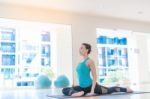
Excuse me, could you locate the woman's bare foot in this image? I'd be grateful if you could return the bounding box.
[126,87,133,93]
[71,91,84,97]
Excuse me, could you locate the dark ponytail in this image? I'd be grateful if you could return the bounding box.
[82,43,91,54]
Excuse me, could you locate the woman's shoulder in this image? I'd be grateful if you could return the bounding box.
[87,57,94,62]
[86,58,95,66]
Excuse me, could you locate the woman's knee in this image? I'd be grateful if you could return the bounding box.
[62,87,71,95]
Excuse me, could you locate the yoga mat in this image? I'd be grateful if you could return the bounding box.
[47,91,150,99]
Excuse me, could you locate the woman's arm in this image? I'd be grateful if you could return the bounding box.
[87,59,97,94]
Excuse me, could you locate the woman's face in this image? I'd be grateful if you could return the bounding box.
[79,45,88,56]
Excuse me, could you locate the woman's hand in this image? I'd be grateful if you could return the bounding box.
[86,92,95,96]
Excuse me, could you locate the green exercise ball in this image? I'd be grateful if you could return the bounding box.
[54,75,70,88]
[35,75,52,89]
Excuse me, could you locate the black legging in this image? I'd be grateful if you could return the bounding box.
[62,83,127,96]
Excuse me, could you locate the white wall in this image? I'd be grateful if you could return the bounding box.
[1,3,150,85]
[133,33,150,84]
[54,25,73,86]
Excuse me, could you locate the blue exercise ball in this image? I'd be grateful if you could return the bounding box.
[35,75,52,89]
[54,75,70,88]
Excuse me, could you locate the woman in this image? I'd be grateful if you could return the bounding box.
[62,43,133,96]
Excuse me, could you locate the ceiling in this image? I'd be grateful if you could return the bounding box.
[0,0,150,22]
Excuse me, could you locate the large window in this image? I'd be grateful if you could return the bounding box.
[0,18,72,89]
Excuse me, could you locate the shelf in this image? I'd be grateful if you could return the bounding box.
[40,66,51,69]
[97,44,128,48]
[0,40,15,43]
[0,52,15,55]
[97,66,128,70]
[15,77,37,81]
[14,78,35,87]
[0,66,16,68]
[41,42,51,45]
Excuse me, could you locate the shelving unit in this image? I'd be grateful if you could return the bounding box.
[0,28,16,88]
[15,31,51,88]
[41,31,51,67]
[0,27,51,88]
[96,28,130,85]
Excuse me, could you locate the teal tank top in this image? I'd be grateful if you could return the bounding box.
[76,57,92,88]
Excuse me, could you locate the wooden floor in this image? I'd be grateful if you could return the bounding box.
[0,86,150,99]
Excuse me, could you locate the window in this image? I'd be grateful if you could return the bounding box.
[0,18,72,89]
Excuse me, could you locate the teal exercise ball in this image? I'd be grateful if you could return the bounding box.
[35,75,52,89]
[54,75,70,88]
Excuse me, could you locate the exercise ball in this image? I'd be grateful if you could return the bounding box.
[35,75,52,89]
[54,75,69,88]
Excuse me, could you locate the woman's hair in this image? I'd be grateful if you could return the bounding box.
[82,43,91,54]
